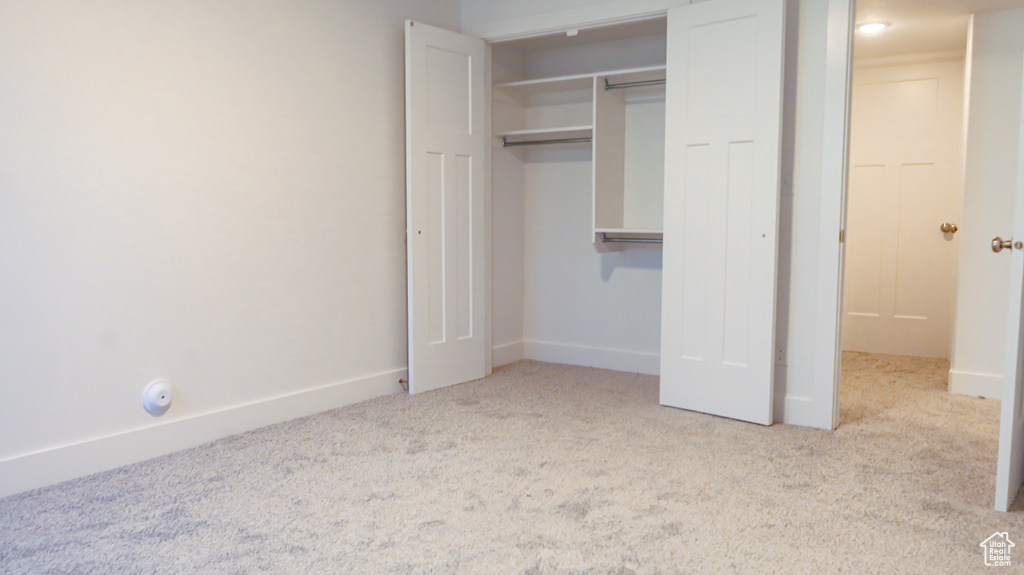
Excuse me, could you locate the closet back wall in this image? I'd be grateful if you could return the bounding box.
[496,35,668,374]
[0,0,461,498]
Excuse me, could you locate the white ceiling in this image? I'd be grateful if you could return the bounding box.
[855,0,1024,59]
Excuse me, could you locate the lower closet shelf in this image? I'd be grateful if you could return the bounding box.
[595,229,664,244]
[497,126,593,147]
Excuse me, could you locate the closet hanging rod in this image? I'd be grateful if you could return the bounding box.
[601,233,663,244]
[604,78,666,90]
[502,136,592,148]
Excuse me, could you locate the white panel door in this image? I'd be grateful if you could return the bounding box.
[842,60,964,358]
[405,21,488,394]
[660,0,786,425]
[994,68,1024,511]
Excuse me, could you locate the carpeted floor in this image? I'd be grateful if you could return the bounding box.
[2,352,1023,574]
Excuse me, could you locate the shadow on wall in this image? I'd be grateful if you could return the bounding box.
[516,145,592,163]
[600,247,662,281]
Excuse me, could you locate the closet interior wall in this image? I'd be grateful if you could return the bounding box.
[490,25,668,373]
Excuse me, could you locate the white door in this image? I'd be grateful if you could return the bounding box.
[993,75,1024,511]
[842,59,964,358]
[405,21,488,394]
[659,0,786,425]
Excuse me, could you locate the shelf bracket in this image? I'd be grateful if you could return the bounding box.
[601,233,663,244]
[604,78,667,90]
[502,136,593,148]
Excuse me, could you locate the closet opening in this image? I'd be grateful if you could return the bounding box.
[489,17,669,377]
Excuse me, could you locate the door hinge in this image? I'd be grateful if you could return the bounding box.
[839,229,845,243]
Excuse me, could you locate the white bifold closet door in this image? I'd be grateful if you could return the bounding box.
[404,21,488,394]
[659,0,786,425]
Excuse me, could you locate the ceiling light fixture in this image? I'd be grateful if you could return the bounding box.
[857,22,888,34]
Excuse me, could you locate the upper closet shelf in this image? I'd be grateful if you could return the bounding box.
[595,228,663,235]
[495,65,667,97]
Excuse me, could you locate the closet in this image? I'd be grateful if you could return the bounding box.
[491,19,669,247]
[405,0,786,426]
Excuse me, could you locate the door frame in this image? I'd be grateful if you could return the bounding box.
[820,0,857,430]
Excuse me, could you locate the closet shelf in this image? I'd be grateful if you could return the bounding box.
[495,65,667,97]
[496,75,593,95]
[596,228,664,245]
[497,126,593,147]
[595,228,663,235]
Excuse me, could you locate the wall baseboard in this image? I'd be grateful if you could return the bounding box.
[522,339,660,375]
[5,343,890,498]
[0,368,406,499]
[493,340,525,367]
[518,347,828,428]
[949,369,1002,399]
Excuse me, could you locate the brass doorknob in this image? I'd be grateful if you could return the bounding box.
[940,222,958,233]
[993,237,1017,253]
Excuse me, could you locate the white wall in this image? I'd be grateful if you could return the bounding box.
[465,0,850,428]
[521,145,664,374]
[773,0,832,426]
[0,0,461,498]
[491,53,527,366]
[522,36,668,373]
[949,9,1024,399]
[524,34,667,78]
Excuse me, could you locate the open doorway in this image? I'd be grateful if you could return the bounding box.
[841,0,1024,391]
[839,2,969,416]
[838,0,1024,509]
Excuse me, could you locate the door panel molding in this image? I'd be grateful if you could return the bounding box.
[405,21,489,393]
[660,0,786,425]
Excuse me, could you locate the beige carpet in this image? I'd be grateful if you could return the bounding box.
[2,353,1023,573]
